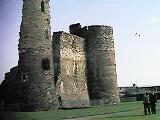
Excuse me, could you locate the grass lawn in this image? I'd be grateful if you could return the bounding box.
[0,101,160,120]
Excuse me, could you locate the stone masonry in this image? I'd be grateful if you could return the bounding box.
[53,32,89,108]
[0,1,120,111]
[18,0,57,111]
[70,24,120,105]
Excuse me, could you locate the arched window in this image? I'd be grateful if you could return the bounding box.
[41,1,45,12]
[42,58,50,70]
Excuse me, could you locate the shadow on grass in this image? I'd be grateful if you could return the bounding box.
[0,111,61,120]
[0,112,20,120]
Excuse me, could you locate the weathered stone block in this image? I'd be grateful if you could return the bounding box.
[53,32,90,108]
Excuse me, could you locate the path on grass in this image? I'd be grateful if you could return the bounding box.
[63,104,160,120]
[63,108,143,120]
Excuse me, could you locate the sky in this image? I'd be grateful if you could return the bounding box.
[1,0,160,87]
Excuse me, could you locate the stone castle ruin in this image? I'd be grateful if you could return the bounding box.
[0,0,120,111]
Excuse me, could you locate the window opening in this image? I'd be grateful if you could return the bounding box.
[74,62,78,75]
[72,40,76,49]
[42,58,50,70]
[41,1,45,12]
[58,96,62,106]
[66,65,70,77]
[45,29,49,39]
[22,73,28,82]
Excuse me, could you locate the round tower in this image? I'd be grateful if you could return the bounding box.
[84,25,120,104]
[18,0,57,111]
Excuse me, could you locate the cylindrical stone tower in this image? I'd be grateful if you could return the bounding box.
[18,0,57,111]
[86,26,120,104]
[79,25,120,104]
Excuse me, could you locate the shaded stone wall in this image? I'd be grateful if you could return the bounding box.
[0,66,21,111]
[18,0,57,111]
[70,24,120,104]
[0,67,20,104]
[53,32,89,108]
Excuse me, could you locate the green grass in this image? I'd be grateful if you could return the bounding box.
[93,107,160,120]
[59,101,144,119]
[0,111,61,120]
[0,101,160,120]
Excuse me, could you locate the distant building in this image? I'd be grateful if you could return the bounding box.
[119,84,160,102]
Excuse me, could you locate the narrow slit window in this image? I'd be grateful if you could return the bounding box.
[42,58,50,70]
[72,40,76,49]
[45,29,49,39]
[74,62,78,75]
[41,1,45,12]
[66,65,70,76]
[22,73,27,82]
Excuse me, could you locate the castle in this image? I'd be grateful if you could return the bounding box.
[0,0,120,111]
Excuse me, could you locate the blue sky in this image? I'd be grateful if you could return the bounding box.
[1,0,160,87]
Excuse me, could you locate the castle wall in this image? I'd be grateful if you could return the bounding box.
[0,66,20,104]
[0,66,22,111]
[0,0,122,111]
[18,0,57,111]
[53,32,89,108]
[70,24,120,104]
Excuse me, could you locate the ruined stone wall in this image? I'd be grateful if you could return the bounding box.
[0,66,22,111]
[18,0,56,111]
[0,66,20,104]
[70,24,120,104]
[53,32,89,108]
